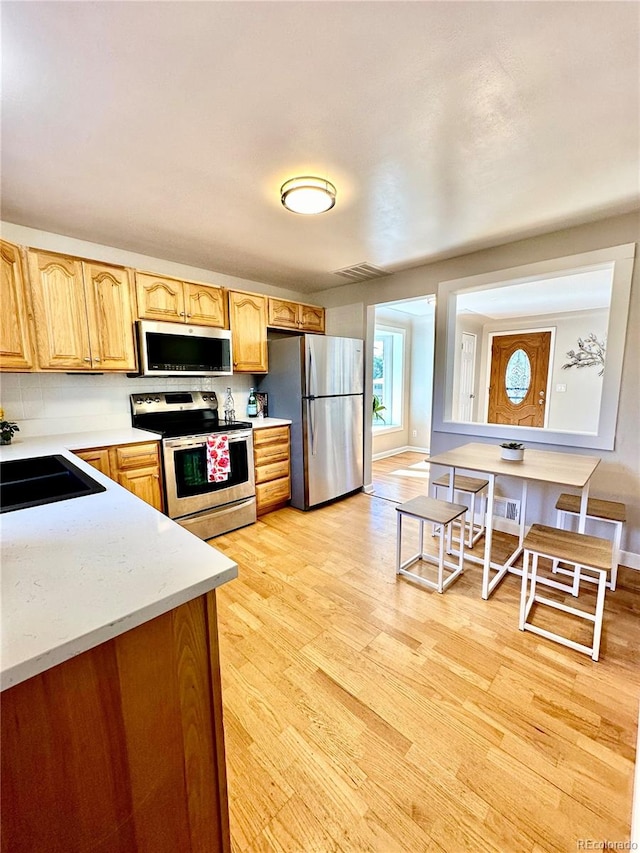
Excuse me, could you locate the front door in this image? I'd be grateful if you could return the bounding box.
[488,331,551,427]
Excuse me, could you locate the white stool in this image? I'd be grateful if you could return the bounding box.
[555,493,625,591]
[520,524,612,661]
[431,474,489,548]
[396,496,468,594]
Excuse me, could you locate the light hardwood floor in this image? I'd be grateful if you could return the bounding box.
[213,452,640,852]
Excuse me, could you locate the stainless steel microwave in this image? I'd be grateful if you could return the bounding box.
[135,320,233,376]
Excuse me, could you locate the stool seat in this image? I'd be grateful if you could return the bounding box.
[396,497,467,594]
[432,474,489,494]
[555,493,626,523]
[524,524,613,571]
[431,475,489,549]
[520,524,612,661]
[554,493,625,591]
[396,495,468,526]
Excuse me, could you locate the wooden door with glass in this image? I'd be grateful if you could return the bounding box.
[488,331,551,427]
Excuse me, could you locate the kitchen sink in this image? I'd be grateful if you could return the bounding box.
[0,454,107,513]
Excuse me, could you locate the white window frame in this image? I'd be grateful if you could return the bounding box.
[372,324,405,433]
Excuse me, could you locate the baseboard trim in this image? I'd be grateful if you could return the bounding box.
[620,550,640,571]
[372,445,430,461]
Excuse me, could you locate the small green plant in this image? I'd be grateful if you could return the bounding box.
[500,441,524,450]
[0,420,19,443]
[372,395,386,423]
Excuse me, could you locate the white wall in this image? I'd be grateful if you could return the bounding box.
[312,211,640,559]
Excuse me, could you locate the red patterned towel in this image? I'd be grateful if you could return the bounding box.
[207,434,231,482]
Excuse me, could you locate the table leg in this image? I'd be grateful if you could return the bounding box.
[482,473,496,600]
[578,481,590,533]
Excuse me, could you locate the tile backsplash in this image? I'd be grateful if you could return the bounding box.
[0,373,257,437]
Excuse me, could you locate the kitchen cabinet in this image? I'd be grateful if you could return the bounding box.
[1,590,231,853]
[27,250,137,372]
[253,425,291,514]
[267,298,325,334]
[74,441,163,511]
[0,240,34,371]
[228,290,268,373]
[136,272,227,328]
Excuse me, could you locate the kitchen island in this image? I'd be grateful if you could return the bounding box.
[1,430,237,853]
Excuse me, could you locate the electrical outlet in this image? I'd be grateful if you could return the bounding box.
[412,430,417,437]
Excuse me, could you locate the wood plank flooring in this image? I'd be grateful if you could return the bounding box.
[212,452,640,852]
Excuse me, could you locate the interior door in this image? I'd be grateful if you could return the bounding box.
[457,332,476,422]
[488,331,551,427]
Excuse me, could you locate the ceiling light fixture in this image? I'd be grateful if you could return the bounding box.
[280,176,336,215]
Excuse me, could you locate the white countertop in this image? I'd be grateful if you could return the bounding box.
[0,429,238,691]
[250,417,292,429]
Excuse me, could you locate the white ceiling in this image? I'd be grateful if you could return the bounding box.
[2,2,639,295]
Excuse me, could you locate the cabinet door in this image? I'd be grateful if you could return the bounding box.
[0,241,34,371]
[136,272,185,323]
[267,298,299,330]
[112,442,164,511]
[27,250,92,370]
[74,447,111,477]
[116,466,163,510]
[299,304,325,333]
[184,282,227,327]
[228,291,268,373]
[83,262,137,371]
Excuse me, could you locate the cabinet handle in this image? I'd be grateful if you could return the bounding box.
[180,311,186,317]
[186,313,191,318]
[93,357,101,363]
[83,357,91,363]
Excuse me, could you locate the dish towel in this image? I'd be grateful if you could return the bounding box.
[206,434,231,482]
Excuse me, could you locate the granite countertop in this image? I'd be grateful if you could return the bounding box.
[0,429,238,691]
[250,417,292,429]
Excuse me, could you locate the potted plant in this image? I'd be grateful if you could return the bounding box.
[500,441,524,461]
[372,395,386,424]
[0,420,19,445]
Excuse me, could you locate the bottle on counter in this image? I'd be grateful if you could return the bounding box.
[247,387,258,418]
[223,387,235,424]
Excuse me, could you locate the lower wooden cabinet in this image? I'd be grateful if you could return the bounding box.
[74,441,163,511]
[1,591,231,853]
[253,426,291,515]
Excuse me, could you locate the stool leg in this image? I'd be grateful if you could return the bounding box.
[418,517,424,559]
[591,568,607,662]
[611,521,621,591]
[519,549,530,630]
[438,522,446,593]
[396,513,402,574]
[552,509,564,576]
[459,520,465,577]
[468,492,475,548]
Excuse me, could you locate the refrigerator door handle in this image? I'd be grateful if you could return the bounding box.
[309,397,317,456]
[308,343,317,399]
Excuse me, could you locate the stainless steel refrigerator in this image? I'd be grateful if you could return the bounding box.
[259,335,364,510]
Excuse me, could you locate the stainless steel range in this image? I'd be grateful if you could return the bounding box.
[130,391,256,539]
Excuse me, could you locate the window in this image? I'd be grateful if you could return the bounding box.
[372,326,404,429]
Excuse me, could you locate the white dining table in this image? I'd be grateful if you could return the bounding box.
[427,442,601,599]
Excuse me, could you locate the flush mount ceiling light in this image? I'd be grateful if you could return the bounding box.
[280,176,336,215]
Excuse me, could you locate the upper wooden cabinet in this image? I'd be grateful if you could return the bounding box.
[0,240,34,371]
[136,272,227,328]
[27,250,137,372]
[267,298,325,334]
[228,290,268,373]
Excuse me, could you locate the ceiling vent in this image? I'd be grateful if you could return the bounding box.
[332,262,390,283]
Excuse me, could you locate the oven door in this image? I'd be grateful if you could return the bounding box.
[163,430,255,519]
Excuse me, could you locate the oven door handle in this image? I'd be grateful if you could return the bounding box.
[165,431,251,450]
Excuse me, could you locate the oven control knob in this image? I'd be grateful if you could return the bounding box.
[145,397,153,404]
[154,397,160,402]
[135,398,143,404]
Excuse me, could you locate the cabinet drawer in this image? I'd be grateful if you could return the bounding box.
[253,426,290,447]
[255,459,289,484]
[256,477,290,508]
[113,442,160,471]
[254,443,289,466]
